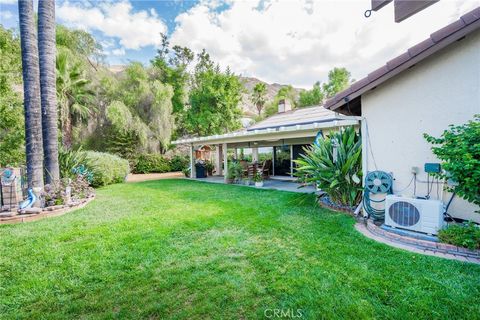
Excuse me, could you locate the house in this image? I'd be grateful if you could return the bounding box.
[173,102,359,181]
[324,7,480,222]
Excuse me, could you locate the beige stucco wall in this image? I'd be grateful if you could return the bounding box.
[362,29,480,222]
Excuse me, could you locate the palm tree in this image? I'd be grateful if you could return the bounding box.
[18,0,44,190]
[251,82,267,115]
[38,0,60,183]
[56,51,93,149]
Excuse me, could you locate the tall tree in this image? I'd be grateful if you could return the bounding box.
[251,82,267,115]
[0,26,24,166]
[38,0,60,183]
[322,67,351,98]
[185,51,242,136]
[18,0,44,190]
[56,51,93,149]
[152,34,193,137]
[298,81,324,108]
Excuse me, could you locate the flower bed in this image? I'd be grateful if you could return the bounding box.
[0,195,95,225]
[364,219,480,259]
[318,195,356,214]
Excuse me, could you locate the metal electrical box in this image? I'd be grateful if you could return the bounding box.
[424,163,441,173]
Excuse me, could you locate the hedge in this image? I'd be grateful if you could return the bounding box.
[84,151,130,187]
[131,154,189,174]
[169,155,190,172]
[132,154,171,174]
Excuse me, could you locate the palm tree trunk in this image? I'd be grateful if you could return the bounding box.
[18,0,44,191]
[38,0,60,184]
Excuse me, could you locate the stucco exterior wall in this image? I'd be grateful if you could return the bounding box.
[362,29,480,222]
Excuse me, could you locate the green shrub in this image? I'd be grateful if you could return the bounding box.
[438,222,480,250]
[58,147,88,179]
[169,155,189,172]
[295,126,362,207]
[132,154,171,174]
[182,167,191,177]
[84,151,130,187]
[424,115,480,209]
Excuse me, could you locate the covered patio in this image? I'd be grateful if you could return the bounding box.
[173,105,359,184]
[190,175,318,193]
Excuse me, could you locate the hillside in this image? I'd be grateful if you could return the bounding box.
[239,77,303,116]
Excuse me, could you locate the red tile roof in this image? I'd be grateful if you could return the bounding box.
[325,7,480,112]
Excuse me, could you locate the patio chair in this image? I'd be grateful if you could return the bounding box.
[239,160,249,178]
[246,163,256,179]
[258,160,272,179]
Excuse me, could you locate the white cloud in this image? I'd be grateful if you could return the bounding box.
[56,0,167,50]
[0,0,17,4]
[171,0,480,87]
[112,47,126,56]
[0,10,13,20]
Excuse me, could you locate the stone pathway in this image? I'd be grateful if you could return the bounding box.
[355,222,480,264]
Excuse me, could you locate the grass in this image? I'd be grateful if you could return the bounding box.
[1,179,479,319]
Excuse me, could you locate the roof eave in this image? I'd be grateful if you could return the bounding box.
[172,119,359,145]
[327,10,480,112]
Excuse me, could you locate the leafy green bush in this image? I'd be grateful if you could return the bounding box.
[132,154,171,174]
[169,155,189,172]
[438,222,480,250]
[58,147,88,179]
[84,151,130,187]
[182,167,191,177]
[424,115,480,209]
[228,161,243,181]
[295,126,362,207]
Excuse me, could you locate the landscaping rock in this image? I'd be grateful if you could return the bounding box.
[23,207,43,214]
[0,211,17,217]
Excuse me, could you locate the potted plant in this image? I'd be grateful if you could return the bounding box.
[226,169,235,184]
[253,171,263,187]
[205,160,215,176]
[182,167,191,177]
[232,162,244,184]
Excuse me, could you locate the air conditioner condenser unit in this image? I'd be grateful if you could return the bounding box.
[385,195,444,235]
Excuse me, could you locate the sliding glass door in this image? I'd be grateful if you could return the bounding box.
[273,145,291,176]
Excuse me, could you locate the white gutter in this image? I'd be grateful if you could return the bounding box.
[172,119,359,145]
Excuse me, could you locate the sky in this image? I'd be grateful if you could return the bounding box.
[1,0,479,88]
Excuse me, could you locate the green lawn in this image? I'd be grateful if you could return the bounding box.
[1,180,479,319]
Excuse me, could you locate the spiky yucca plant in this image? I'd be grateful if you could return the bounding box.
[295,126,362,207]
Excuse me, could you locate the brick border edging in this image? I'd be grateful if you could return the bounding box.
[0,196,95,225]
[363,219,480,259]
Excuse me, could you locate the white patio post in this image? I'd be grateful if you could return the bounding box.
[223,142,228,182]
[252,147,259,163]
[233,148,238,160]
[190,144,196,178]
[290,145,294,177]
[215,144,222,176]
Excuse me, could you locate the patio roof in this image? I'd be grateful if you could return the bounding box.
[173,106,359,146]
[247,105,340,131]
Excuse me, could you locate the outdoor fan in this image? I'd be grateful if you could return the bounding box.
[363,170,393,221]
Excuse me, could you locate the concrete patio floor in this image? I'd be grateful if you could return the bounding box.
[191,176,318,193]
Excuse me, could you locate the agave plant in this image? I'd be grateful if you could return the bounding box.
[58,146,88,179]
[295,126,362,207]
